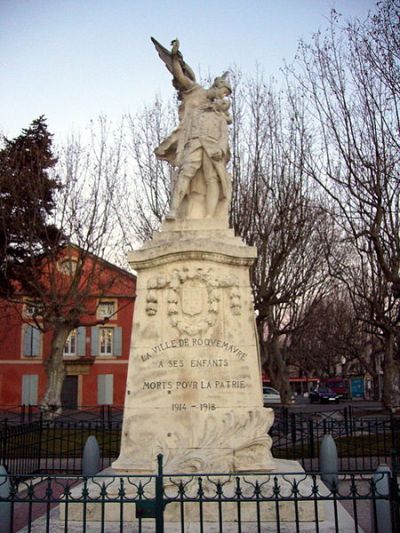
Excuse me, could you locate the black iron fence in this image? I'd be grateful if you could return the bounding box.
[1,455,399,533]
[272,408,400,471]
[0,404,123,424]
[0,418,121,478]
[1,407,399,478]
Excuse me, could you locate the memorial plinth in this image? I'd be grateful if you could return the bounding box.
[112,219,275,474]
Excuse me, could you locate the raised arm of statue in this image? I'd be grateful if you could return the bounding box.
[170,40,194,92]
[151,37,196,95]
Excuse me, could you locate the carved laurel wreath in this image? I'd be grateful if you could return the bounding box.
[146,267,241,335]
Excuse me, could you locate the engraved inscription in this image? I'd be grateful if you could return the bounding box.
[139,337,247,362]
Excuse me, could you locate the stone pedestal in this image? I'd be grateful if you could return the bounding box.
[112,220,274,474]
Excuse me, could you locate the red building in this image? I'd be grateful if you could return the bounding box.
[0,250,136,408]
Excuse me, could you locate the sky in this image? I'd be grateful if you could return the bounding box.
[1,0,377,144]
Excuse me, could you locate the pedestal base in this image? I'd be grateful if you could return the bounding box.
[113,407,274,473]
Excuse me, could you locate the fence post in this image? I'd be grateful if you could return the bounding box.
[0,420,8,470]
[36,413,43,473]
[390,452,400,532]
[372,464,392,533]
[390,413,398,451]
[290,413,297,445]
[0,465,11,533]
[281,407,288,435]
[320,434,338,490]
[155,454,164,533]
[82,435,101,476]
[309,419,315,458]
[344,406,349,436]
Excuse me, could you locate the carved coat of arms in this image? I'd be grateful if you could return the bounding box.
[146,267,241,336]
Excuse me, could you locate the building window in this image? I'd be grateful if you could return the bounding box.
[63,327,85,357]
[24,300,43,319]
[64,330,77,356]
[59,258,78,276]
[99,327,114,356]
[97,301,116,320]
[91,326,122,357]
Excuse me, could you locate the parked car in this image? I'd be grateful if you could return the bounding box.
[263,386,281,404]
[309,387,340,404]
[319,378,349,399]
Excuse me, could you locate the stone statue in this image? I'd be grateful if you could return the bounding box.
[152,38,232,221]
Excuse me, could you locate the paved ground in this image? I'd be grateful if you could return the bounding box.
[16,501,366,533]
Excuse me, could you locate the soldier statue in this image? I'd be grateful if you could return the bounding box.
[152,38,232,221]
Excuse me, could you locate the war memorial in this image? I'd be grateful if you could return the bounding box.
[112,37,275,476]
[54,38,364,532]
[6,38,378,532]
[75,38,359,530]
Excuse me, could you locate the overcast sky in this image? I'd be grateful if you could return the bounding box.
[1,0,376,143]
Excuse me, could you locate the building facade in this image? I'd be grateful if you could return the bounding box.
[0,253,136,408]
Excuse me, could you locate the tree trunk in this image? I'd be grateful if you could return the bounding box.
[260,336,292,406]
[382,331,400,411]
[41,324,71,419]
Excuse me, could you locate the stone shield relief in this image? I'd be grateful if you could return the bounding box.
[145,267,242,336]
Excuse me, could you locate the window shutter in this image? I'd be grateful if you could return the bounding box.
[23,326,41,356]
[22,375,38,405]
[97,375,105,404]
[23,327,32,356]
[77,327,86,356]
[91,327,99,356]
[97,374,113,405]
[113,327,122,356]
[32,328,41,356]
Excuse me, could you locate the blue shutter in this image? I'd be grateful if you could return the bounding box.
[91,327,99,356]
[77,327,86,356]
[23,326,41,356]
[97,375,105,404]
[98,374,113,405]
[32,328,41,356]
[113,327,122,356]
[22,375,38,405]
[23,327,32,356]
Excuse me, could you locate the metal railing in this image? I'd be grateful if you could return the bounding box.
[0,418,121,478]
[272,408,400,470]
[0,404,123,424]
[1,407,399,477]
[0,455,399,533]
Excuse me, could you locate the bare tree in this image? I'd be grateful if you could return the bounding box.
[229,75,333,403]
[286,290,374,383]
[117,100,177,246]
[7,117,132,416]
[292,1,400,407]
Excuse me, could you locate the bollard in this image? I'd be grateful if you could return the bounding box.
[320,434,338,490]
[82,435,101,476]
[372,464,392,533]
[0,465,11,533]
